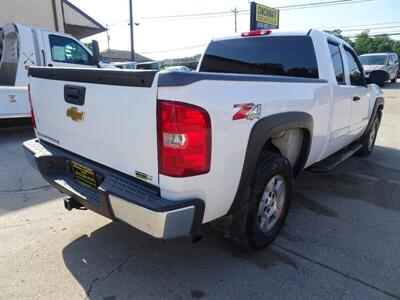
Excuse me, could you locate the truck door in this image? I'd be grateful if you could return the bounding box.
[42,32,95,68]
[325,41,353,155]
[343,46,369,138]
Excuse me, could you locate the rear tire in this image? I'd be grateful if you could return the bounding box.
[391,77,397,83]
[244,152,293,250]
[357,115,380,157]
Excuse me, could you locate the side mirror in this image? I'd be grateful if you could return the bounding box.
[91,40,101,66]
[366,70,390,87]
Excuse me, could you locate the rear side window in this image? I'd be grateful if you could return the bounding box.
[49,35,92,65]
[199,36,319,79]
[328,42,345,84]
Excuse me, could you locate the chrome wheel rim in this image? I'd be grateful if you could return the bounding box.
[257,175,286,233]
[368,119,378,150]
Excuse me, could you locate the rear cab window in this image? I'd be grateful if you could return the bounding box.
[199,36,319,79]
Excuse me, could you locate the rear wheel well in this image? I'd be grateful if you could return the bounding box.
[261,128,310,176]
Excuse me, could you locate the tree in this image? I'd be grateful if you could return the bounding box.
[352,31,373,54]
[326,29,400,58]
[353,32,399,58]
[393,40,400,58]
[372,35,394,53]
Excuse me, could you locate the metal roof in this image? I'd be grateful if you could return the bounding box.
[62,0,107,39]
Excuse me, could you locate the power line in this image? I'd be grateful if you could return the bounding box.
[277,0,375,10]
[143,29,400,54]
[321,21,400,29]
[139,10,231,20]
[339,25,400,32]
[345,32,400,37]
[141,44,207,54]
[138,0,376,21]
[108,0,380,26]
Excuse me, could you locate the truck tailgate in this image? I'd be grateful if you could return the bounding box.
[29,67,160,186]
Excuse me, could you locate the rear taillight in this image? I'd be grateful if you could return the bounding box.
[27,84,36,128]
[157,100,211,177]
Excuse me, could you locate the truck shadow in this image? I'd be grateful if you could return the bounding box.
[62,221,298,299]
[295,145,400,212]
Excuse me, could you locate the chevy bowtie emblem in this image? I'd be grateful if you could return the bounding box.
[66,107,85,122]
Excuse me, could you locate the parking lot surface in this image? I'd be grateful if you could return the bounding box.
[1,81,399,300]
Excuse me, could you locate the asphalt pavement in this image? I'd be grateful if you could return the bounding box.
[1,81,399,300]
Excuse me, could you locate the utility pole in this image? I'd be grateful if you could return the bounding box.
[106,24,111,59]
[129,0,135,62]
[231,7,238,33]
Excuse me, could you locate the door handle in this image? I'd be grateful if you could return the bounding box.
[353,96,361,101]
[64,85,86,105]
[41,50,46,66]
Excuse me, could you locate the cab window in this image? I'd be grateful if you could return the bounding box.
[200,36,319,78]
[49,35,92,65]
[344,48,364,86]
[328,42,345,84]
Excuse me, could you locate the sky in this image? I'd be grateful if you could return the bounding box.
[69,0,400,60]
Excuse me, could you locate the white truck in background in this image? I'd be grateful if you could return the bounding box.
[0,23,102,125]
[25,29,386,250]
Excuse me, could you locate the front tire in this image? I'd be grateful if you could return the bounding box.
[357,115,380,157]
[391,76,397,83]
[244,152,293,250]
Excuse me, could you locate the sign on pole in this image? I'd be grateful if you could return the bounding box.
[250,2,279,30]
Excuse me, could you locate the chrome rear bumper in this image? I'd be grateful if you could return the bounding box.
[23,138,204,239]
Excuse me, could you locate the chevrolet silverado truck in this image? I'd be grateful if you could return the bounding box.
[24,29,384,250]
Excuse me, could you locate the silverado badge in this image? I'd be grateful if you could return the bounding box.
[66,107,85,122]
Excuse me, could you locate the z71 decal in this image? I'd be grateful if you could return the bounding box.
[233,103,262,120]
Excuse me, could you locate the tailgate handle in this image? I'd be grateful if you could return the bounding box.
[64,85,86,106]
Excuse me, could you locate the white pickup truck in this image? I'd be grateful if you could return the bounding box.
[0,23,102,125]
[24,29,384,250]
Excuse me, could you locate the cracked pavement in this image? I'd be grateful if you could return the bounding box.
[1,82,400,299]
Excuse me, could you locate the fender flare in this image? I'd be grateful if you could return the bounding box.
[363,97,384,138]
[227,112,313,215]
